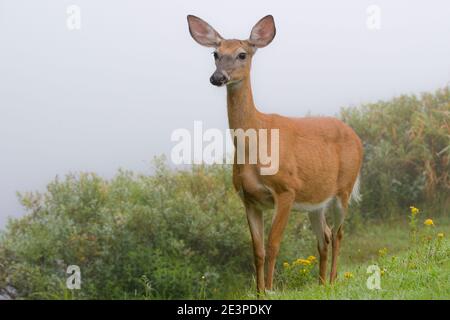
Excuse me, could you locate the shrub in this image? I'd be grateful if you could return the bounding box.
[341,87,450,218]
[0,159,311,299]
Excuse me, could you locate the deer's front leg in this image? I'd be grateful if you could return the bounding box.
[246,204,265,296]
[266,190,295,291]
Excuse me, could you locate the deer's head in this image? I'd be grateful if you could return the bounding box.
[187,15,276,87]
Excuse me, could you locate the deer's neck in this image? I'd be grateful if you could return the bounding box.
[226,77,260,130]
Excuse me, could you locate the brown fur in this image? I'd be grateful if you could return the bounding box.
[188,15,363,295]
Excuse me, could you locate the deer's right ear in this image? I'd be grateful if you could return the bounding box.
[187,15,223,48]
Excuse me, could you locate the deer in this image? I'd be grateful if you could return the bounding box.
[187,14,363,296]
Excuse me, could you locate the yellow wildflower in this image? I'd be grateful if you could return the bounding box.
[283,262,290,268]
[292,260,299,266]
[437,233,444,239]
[298,259,311,266]
[424,219,434,226]
[409,206,419,215]
[344,272,353,279]
[307,255,317,263]
[378,247,388,257]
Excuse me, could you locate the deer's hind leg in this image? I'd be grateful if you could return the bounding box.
[330,192,349,283]
[309,209,331,284]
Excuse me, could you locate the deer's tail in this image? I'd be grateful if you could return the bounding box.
[349,172,362,204]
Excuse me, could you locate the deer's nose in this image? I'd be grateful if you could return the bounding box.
[210,71,228,86]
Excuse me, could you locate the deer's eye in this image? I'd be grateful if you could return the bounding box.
[237,52,247,60]
[213,52,219,60]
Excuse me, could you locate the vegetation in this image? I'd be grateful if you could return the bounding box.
[341,87,449,218]
[264,208,449,300]
[0,87,448,299]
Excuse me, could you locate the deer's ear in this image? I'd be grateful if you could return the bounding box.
[249,15,276,48]
[187,15,223,48]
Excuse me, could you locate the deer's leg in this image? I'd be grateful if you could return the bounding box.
[266,191,295,291]
[246,204,265,295]
[309,209,331,284]
[330,193,348,283]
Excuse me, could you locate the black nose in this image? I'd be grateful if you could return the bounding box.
[210,71,227,86]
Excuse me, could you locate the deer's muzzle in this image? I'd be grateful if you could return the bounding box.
[210,70,229,87]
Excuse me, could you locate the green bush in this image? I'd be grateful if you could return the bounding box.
[341,87,449,218]
[0,159,311,299]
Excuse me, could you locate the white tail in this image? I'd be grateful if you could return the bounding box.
[350,173,362,203]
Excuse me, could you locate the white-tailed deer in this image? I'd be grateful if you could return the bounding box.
[187,15,363,295]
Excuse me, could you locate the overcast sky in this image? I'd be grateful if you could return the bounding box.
[0,0,449,228]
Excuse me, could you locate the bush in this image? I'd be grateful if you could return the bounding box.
[0,158,311,299]
[341,87,450,218]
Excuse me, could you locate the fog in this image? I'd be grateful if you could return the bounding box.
[1,0,449,228]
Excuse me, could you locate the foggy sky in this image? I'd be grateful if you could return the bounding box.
[1,0,449,228]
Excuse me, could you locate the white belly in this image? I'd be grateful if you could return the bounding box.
[293,197,334,212]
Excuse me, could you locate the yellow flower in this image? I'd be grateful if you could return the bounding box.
[307,255,317,263]
[296,259,311,266]
[380,269,386,276]
[409,206,419,215]
[293,259,307,266]
[283,262,290,268]
[344,272,353,279]
[437,233,444,239]
[378,247,388,257]
[424,219,434,226]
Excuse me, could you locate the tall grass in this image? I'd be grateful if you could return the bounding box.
[341,87,449,219]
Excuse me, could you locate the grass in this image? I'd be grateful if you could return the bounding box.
[269,239,449,299]
[238,213,450,300]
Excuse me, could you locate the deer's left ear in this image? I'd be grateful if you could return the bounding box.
[249,15,276,48]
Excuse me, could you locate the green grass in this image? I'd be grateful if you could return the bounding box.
[270,240,448,299]
[238,216,450,300]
